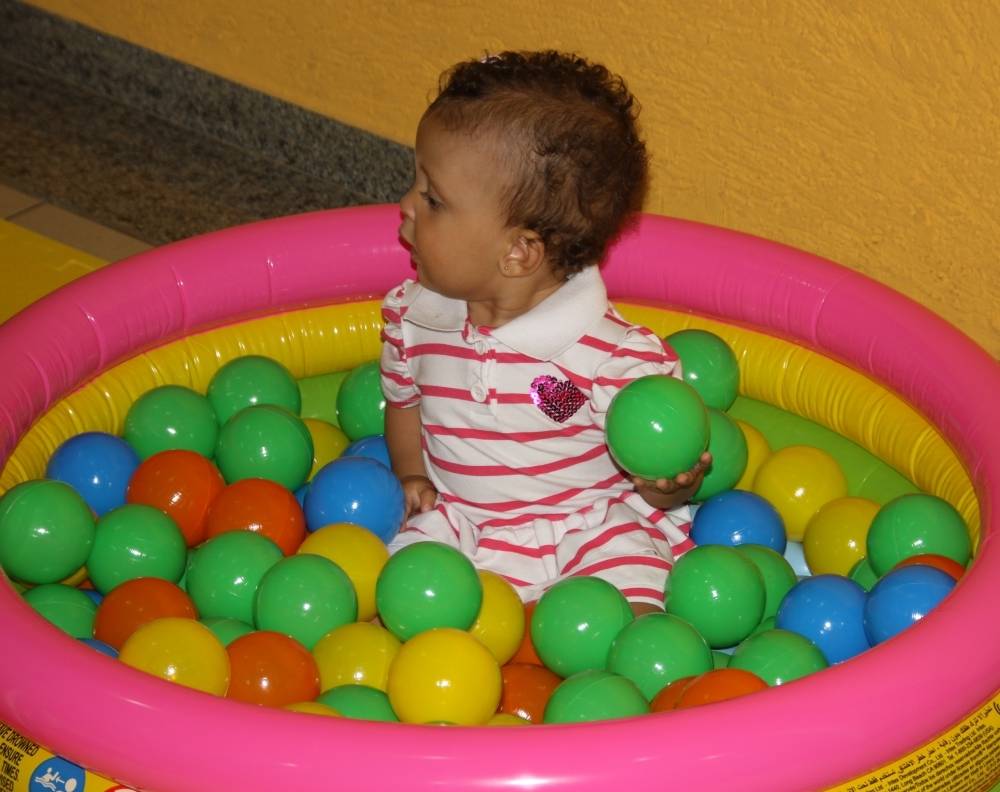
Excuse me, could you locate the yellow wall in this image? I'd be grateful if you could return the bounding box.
[29,0,1000,358]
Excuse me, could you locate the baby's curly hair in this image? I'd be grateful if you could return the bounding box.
[426,50,648,276]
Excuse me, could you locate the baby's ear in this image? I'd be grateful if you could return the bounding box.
[502,230,545,276]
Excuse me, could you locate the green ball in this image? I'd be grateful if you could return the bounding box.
[606,375,709,479]
[207,355,302,425]
[664,545,765,648]
[712,650,731,669]
[317,684,399,722]
[605,612,713,699]
[692,408,748,502]
[375,542,482,641]
[530,576,633,677]
[299,370,349,427]
[22,583,97,638]
[124,385,219,459]
[336,361,387,441]
[543,670,649,724]
[734,544,798,621]
[749,615,776,638]
[214,405,314,490]
[665,329,740,410]
[254,554,357,649]
[866,494,971,576]
[848,557,879,592]
[729,628,828,685]
[186,532,283,624]
[200,617,255,646]
[0,480,95,584]
[87,504,187,593]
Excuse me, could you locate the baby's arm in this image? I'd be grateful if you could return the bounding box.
[385,404,437,517]
[632,452,712,511]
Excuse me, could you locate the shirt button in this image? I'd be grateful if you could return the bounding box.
[470,383,488,402]
[474,341,488,355]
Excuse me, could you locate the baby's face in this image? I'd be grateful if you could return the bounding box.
[398,115,516,302]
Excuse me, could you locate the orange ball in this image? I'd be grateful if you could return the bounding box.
[93,577,197,650]
[226,630,320,708]
[649,675,697,712]
[204,478,306,555]
[499,663,562,723]
[127,450,225,546]
[894,553,966,581]
[508,600,544,666]
[675,668,768,709]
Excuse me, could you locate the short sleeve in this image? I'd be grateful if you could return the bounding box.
[380,281,421,408]
[589,325,682,428]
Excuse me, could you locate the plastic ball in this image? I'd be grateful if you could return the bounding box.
[543,670,649,724]
[803,497,880,577]
[530,576,633,677]
[207,355,301,425]
[733,544,798,621]
[848,557,879,592]
[93,577,197,650]
[336,361,387,441]
[119,617,230,695]
[733,420,771,491]
[509,600,544,666]
[204,477,306,556]
[674,668,769,708]
[499,663,562,723]
[80,638,118,658]
[387,627,502,725]
[303,418,350,479]
[200,617,255,646]
[341,435,392,469]
[214,405,314,491]
[775,575,870,664]
[693,409,748,502]
[304,457,405,542]
[253,554,357,649]
[866,493,971,576]
[375,541,482,641]
[606,612,713,699]
[752,445,847,541]
[712,651,731,669]
[728,628,828,685]
[87,504,187,594]
[22,584,97,638]
[665,329,740,410]
[664,545,765,648]
[126,450,226,547]
[124,385,219,459]
[606,375,710,479]
[0,480,95,584]
[45,432,140,516]
[299,370,349,427]
[298,523,389,622]
[864,565,956,645]
[226,630,320,708]
[469,570,526,665]
[691,489,786,553]
[312,621,401,692]
[649,675,696,712]
[317,684,398,722]
[894,553,966,581]
[185,531,283,624]
[488,713,532,727]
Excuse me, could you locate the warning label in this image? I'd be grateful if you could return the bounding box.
[0,724,135,792]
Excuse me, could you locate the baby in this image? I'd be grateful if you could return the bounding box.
[380,50,709,614]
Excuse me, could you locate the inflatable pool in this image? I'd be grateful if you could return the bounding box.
[0,204,997,791]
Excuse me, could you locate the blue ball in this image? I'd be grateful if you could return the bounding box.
[691,489,787,553]
[775,574,869,664]
[864,565,955,645]
[45,432,141,516]
[83,589,104,607]
[304,457,405,542]
[294,483,310,510]
[341,434,392,469]
[79,637,118,658]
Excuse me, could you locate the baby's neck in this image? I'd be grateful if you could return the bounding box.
[466,274,565,329]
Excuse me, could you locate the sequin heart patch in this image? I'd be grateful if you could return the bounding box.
[530,375,586,423]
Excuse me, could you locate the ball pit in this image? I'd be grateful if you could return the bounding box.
[0,205,998,790]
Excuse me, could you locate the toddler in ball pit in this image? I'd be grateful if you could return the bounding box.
[381,50,710,614]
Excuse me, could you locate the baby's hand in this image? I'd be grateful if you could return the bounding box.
[398,474,438,518]
[631,451,712,511]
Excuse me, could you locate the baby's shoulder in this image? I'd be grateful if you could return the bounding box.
[382,278,419,308]
[581,305,668,356]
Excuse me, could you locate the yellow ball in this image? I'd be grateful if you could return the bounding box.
[284,701,341,717]
[388,627,502,725]
[803,496,880,576]
[468,570,525,665]
[298,523,389,621]
[303,418,351,480]
[733,420,771,491]
[487,713,532,727]
[752,445,848,541]
[119,617,230,695]
[313,621,401,692]
[61,565,89,587]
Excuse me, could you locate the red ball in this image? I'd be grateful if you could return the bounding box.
[893,553,966,581]
[226,630,320,707]
[499,662,562,723]
[93,577,197,650]
[204,478,306,555]
[508,601,544,666]
[675,668,768,709]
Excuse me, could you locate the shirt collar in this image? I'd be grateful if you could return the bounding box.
[402,265,608,360]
